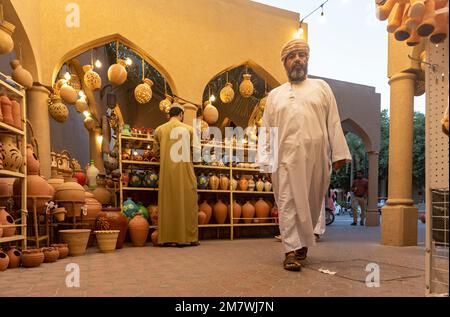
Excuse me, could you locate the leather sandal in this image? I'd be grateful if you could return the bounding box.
[283,252,302,271]
[294,247,308,261]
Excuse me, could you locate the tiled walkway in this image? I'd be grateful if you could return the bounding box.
[0,215,427,297]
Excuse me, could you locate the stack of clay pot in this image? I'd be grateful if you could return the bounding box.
[0,93,23,130]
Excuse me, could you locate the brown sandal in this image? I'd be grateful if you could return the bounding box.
[283,252,302,271]
[295,247,308,261]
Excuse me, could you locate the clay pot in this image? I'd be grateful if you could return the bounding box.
[238,177,248,191]
[199,201,212,224]
[198,211,207,224]
[213,200,228,224]
[0,94,14,126]
[48,170,65,191]
[95,230,120,253]
[134,78,153,104]
[92,183,111,205]
[6,246,21,268]
[83,65,102,90]
[42,247,59,263]
[128,214,149,247]
[13,174,54,211]
[10,98,22,130]
[219,175,230,190]
[264,180,272,192]
[256,179,264,192]
[0,178,14,197]
[54,180,85,217]
[75,96,88,113]
[0,20,15,55]
[254,198,270,223]
[21,249,44,268]
[74,170,86,186]
[49,96,69,123]
[0,206,15,237]
[203,103,219,125]
[26,144,40,174]
[151,230,159,246]
[52,207,67,222]
[108,59,128,85]
[220,82,235,104]
[148,204,159,226]
[51,243,69,259]
[95,208,128,249]
[239,74,254,98]
[230,178,238,191]
[0,134,23,172]
[209,174,219,190]
[59,229,91,256]
[84,117,95,130]
[247,178,255,191]
[60,83,78,104]
[230,200,242,224]
[0,250,9,271]
[10,60,33,89]
[242,201,255,223]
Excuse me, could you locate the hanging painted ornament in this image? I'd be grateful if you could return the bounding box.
[83,65,102,90]
[10,60,33,88]
[75,95,89,113]
[59,82,78,104]
[108,59,127,86]
[220,83,235,104]
[0,17,15,55]
[159,94,173,112]
[48,95,69,123]
[67,73,82,91]
[84,116,95,130]
[239,74,254,98]
[134,78,153,104]
[203,102,219,125]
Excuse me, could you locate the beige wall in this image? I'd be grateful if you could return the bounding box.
[7,0,298,103]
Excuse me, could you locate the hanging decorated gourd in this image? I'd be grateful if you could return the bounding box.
[75,95,88,113]
[108,58,128,85]
[10,59,33,89]
[220,73,235,103]
[48,94,69,123]
[159,94,173,112]
[83,64,102,90]
[203,101,219,125]
[59,80,78,104]
[239,73,254,98]
[0,6,15,55]
[134,79,153,104]
[84,116,96,130]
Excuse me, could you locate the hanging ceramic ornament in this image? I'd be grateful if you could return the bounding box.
[0,7,15,55]
[220,82,235,104]
[68,73,82,91]
[10,60,33,88]
[84,116,95,130]
[48,95,69,123]
[75,95,89,113]
[134,78,153,104]
[60,82,78,104]
[159,94,173,112]
[203,101,219,125]
[83,65,102,90]
[108,59,127,86]
[239,73,254,98]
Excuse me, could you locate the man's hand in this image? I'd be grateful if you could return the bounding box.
[332,160,347,171]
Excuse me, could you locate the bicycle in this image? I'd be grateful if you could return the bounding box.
[325,207,335,226]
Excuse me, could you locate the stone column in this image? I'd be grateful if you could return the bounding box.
[26,84,51,179]
[183,103,198,127]
[381,72,418,246]
[366,151,379,226]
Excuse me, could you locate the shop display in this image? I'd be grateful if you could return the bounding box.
[10,60,33,89]
[95,230,120,252]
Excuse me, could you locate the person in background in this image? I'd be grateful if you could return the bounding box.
[351,170,368,226]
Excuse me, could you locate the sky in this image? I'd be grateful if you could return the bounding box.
[252,0,426,113]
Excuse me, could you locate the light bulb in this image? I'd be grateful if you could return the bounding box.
[83,111,90,118]
[319,13,327,24]
[96,135,103,145]
[95,59,102,68]
[64,72,71,81]
[79,90,86,98]
[133,151,138,156]
[125,58,133,66]
[209,95,216,102]
[294,28,304,39]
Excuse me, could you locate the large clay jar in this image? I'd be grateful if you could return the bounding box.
[10,98,22,130]
[6,246,21,268]
[209,174,219,190]
[199,201,212,224]
[51,244,69,259]
[48,170,65,191]
[0,249,9,271]
[0,134,23,172]
[238,176,248,191]
[108,59,128,85]
[13,174,54,210]
[242,201,255,224]
[0,94,14,126]
[213,200,228,224]
[59,229,91,256]
[128,214,149,247]
[86,160,99,189]
[54,179,85,217]
[26,144,39,174]
[230,200,242,224]
[42,247,59,263]
[198,211,207,224]
[21,248,45,268]
[95,208,128,249]
[219,175,229,190]
[92,177,112,205]
[0,206,15,237]
[10,59,33,89]
[254,198,270,223]
[0,20,15,55]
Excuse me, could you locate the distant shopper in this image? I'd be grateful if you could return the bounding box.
[351,171,368,226]
[153,103,199,246]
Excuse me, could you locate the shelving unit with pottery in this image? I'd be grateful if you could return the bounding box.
[0,74,27,249]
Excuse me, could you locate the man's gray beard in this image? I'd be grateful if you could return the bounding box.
[288,65,308,83]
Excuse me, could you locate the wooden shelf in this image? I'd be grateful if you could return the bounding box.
[232,167,260,172]
[0,74,25,97]
[0,169,26,178]
[193,165,230,170]
[0,235,26,244]
[199,224,232,228]
[232,190,273,194]
[122,160,160,166]
[123,187,159,191]
[121,135,155,142]
[233,223,278,227]
[27,235,49,242]
[197,189,230,193]
[0,121,25,135]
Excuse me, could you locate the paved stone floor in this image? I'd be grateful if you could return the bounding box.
[0,215,428,297]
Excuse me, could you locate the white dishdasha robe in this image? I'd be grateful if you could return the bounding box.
[257,78,351,252]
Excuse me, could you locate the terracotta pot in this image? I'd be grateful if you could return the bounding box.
[95,230,120,253]
[108,59,128,85]
[42,247,59,263]
[213,200,228,224]
[0,135,23,172]
[0,206,15,237]
[10,59,33,89]
[54,179,85,203]
[75,96,88,113]
[60,83,78,104]
[83,64,102,90]
[199,201,212,224]
[92,183,111,205]
[6,246,21,268]
[230,200,242,224]
[151,230,159,246]
[95,208,128,249]
[48,95,69,123]
[0,20,15,55]
[198,211,207,224]
[13,175,54,210]
[219,175,230,190]
[21,249,44,268]
[128,214,149,247]
[0,250,9,271]
[0,178,14,197]
[52,207,67,222]
[0,95,14,126]
[26,144,40,174]
[242,201,255,223]
[209,174,219,190]
[59,229,91,256]
[10,98,22,130]
[48,171,65,191]
[254,198,270,223]
[51,244,69,259]
[238,177,248,191]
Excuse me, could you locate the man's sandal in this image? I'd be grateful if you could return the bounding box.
[283,252,302,271]
[295,247,308,261]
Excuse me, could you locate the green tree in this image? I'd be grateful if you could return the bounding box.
[413,112,425,188]
[379,109,389,179]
